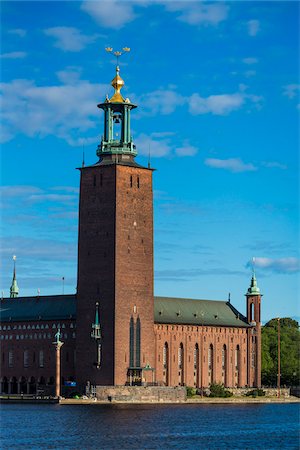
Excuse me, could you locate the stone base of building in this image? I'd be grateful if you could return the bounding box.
[228,387,290,397]
[96,386,186,403]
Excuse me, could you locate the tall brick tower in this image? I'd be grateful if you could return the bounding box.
[76,59,155,389]
[246,269,262,387]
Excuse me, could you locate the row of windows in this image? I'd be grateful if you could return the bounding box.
[156,325,246,334]
[0,332,75,340]
[0,323,75,331]
[3,349,75,368]
[162,343,243,370]
[92,174,141,189]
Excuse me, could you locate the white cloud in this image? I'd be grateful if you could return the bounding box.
[205,158,257,173]
[247,19,260,36]
[251,257,300,273]
[56,67,82,84]
[44,27,98,52]
[283,84,300,99]
[135,133,173,157]
[0,77,106,144]
[0,52,27,59]
[242,57,258,65]
[175,142,198,157]
[8,29,27,37]
[164,1,228,26]
[261,161,287,170]
[244,70,256,78]
[81,0,137,29]
[0,186,43,198]
[81,0,228,29]
[189,93,244,115]
[139,89,186,115]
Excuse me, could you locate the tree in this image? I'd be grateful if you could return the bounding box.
[262,318,300,386]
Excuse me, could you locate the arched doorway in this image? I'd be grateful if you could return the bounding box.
[10,377,18,394]
[28,377,36,394]
[1,377,8,394]
[19,376,27,394]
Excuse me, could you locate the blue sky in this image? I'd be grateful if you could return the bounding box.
[0,1,299,322]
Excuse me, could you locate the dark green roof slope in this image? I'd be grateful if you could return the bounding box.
[0,295,249,327]
[0,295,76,322]
[154,297,250,327]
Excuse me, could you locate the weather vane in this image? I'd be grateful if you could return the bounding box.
[105,47,130,66]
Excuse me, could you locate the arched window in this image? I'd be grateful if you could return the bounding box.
[194,343,199,387]
[136,317,141,368]
[208,344,213,385]
[222,345,227,385]
[178,343,183,369]
[178,343,184,385]
[129,317,134,368]
[163,342,169,386]
[250,303,254,322]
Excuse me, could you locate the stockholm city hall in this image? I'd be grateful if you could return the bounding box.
[0,55,262,396]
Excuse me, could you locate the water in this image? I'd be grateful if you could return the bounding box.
[0,403,299,449]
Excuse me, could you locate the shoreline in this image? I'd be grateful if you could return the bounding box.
[59,396,300,405]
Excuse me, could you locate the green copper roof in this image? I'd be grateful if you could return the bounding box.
[1,295,249,327]
[246,273,261,295]
[0,295,76,322]
[154,297,250,327]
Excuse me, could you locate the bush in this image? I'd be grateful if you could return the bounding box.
[186,386,197,397]
[245,389,265,397]
[209,383,233,398]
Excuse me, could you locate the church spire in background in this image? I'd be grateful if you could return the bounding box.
[10,255,19,298]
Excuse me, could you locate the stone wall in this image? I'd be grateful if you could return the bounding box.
[96,386,186,403]
[228,387,290,397]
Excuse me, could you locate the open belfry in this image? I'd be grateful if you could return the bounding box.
[0,53,262,396]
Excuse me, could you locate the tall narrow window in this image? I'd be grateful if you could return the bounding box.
[136,317,141,368]
[163,342,169,386]
[100,173,103,186]
[208,344,213,385]
[23,350,29,367]
[130,175,133,188]
[235,345,240,370]
[137,176,140,188]
[93,175,96,187]
[129,317,135,368]
[194,343,199,387]
[9,350,13,368]
[178,343,184,385]
[39,350,44,368]
[222,345,227,385]
[194,344,199,369]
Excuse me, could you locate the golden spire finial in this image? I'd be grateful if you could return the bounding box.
[105,47,130,103]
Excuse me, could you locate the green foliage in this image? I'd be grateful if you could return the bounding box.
[209,383,233,398]
[245,388,265,397]
[186,386,197,397]
[262,318,300,386]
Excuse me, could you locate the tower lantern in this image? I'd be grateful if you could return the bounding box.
[97,47,137,161]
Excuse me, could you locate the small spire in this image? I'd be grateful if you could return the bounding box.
[10,255,19,298]
[247,258,260,295]
[109,65,125,103]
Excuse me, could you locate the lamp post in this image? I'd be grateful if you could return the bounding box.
[53,327,64,398]
[277,318,281,398]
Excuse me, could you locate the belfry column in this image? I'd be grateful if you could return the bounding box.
[245,269,262,388]
[53,328,64,397]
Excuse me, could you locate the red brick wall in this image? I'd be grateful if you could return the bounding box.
[0,319,76,392]
[154,324,249,388]
[76,163,155,387]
